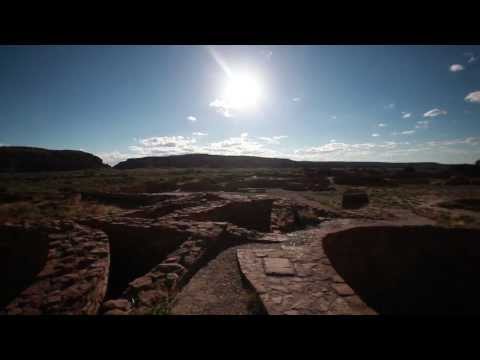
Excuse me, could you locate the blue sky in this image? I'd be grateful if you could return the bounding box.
[0,45,479,165]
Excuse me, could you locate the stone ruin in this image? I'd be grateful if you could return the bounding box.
[3,190,480,315]
[1,192,331,315]
[1,222,109,315]
[237,218,480,315]
[323,225,480,314]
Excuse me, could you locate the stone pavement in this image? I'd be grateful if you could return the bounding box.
[237,244,376,315]
[237,217,435,315]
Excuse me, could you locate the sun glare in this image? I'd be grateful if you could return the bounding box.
[223,71,263,111]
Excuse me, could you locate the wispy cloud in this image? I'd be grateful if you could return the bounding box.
[187,115,197,122]
[371,133,380,137]
[293,141,403,161]
[401,112,412,119]
[261,50,273,61]
[465,91,480,104]
[292,97,301,102]
[138,136,196,148]
[427,137,480,147]
[415,120,430,129]
[401,130,415,135]
[209,99,234,118]
[378,123,388,127]
[465,52,478,64]
[384,103,395,110]
[192,132,208,136]
[292,137,480,163]
[449,64,464,72]
[423,108,447,117]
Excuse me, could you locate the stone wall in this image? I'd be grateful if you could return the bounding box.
[4,223,109,315]
[0,224,51,308]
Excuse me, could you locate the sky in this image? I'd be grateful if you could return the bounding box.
[0,45,480,165]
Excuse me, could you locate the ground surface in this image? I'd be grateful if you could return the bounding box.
[2,167,480,315]
[170,244,265,315]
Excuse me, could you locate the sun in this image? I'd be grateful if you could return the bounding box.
[223,71,263,111]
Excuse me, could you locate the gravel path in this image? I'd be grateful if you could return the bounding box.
[170,243,276,315]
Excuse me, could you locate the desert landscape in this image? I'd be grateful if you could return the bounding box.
[2,148,480,315]
[2,44,480,316]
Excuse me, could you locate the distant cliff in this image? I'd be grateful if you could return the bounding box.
[0,147,109,172]
[114,154,297,169]
[114,153,451,171]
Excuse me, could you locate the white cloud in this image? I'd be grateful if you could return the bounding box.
[101,134,480,166]
[291,137,480,163]
[129,132,288,159]
[292,97,301,102]
[257,135,288,145]
[378,123,388,127]
[465,91,480,104]
[423,108,447,117]
[209,99,234,118]
[415,120,430,129]
[97,151,131,166]
[465,52,478,64]
[202,133,280,158]
[401,130,415,135]
[427,137,480,147]
[138,136,196,148]
[187,115,197,122]
[401,112,412,119]
[371,133,380,137]
[449,64,464,72]
[192,132,208,136]
[293,141,405,161]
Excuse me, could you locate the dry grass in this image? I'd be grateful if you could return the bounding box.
[0,198,122,223]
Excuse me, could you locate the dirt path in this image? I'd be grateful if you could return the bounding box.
[170,243,270,315]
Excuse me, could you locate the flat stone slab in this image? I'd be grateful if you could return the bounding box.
[238,244,375,315]
[264,258,295,276]
[237,225,379,315]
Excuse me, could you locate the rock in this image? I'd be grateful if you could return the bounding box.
[137,290,165,307]
[165,273,179,289]
[128,276,152,291]
[102,299,132,312]
[342,189,369,209]
[104,309,129,315]
[264,258,296,276]
[154,263,186,274]
[332,283,355,296]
